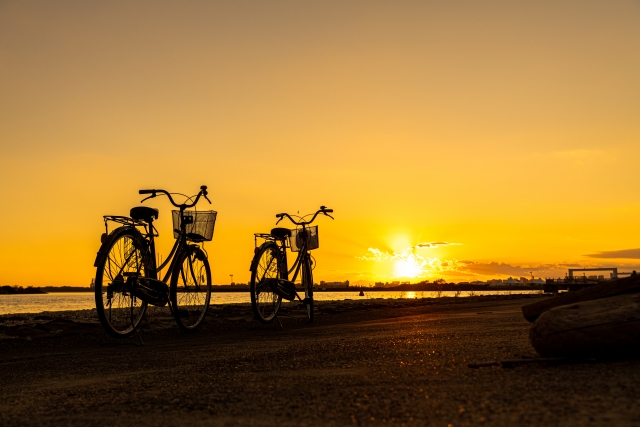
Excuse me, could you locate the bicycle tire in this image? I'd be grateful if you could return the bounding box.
[94,227,149,338]
[250,242,283,323]
[170,246,212,331]
[303,254,314,322]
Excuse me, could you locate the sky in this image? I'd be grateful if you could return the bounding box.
[1,0,639,287]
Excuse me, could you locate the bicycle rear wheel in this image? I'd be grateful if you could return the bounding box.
[302,254,314,322]
[250,242,283,323]
[170,246,212,331]
[94,227,149,338]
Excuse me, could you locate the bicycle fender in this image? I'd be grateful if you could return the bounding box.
[93,226,140,268]
[249,242,278,271]
[187,244,206,261]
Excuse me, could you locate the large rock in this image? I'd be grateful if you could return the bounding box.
[522,274,640,322]
[530,291,640,357]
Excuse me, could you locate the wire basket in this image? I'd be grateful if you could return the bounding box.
[290,226,319,252]
[172,210,217,242]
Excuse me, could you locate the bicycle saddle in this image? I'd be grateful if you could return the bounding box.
[130,206,159,222]
[270,227,291,239]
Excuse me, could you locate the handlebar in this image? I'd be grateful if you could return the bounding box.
[139,185,211,208]
[275,206,334,226]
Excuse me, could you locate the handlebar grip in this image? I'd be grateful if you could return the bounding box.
[139,189,155,195]
[276,213,285,218]
[324,209,333,213]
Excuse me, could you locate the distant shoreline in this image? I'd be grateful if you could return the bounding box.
[0,284,545,294]
[0,286,94,295]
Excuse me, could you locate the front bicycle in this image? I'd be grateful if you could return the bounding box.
[249,206,334,324]
[94,186,215,338]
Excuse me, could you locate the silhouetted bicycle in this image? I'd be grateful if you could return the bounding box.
[249,206,334,324]
[94,186,216,339]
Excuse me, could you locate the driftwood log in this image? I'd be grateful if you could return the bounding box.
[530,291,640,357]
[522,274,640,322]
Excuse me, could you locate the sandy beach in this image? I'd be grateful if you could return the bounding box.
[2,295,640,426]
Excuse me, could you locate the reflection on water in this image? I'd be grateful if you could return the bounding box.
[317,290,540,301]
[0,290,541,315]
[0,293,96,315]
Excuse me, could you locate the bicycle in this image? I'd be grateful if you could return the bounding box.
[93,185,216,338]
[249,206,334,324]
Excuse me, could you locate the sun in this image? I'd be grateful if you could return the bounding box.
[393,256,425,279]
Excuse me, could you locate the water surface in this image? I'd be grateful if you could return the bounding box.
[0,290,540,315]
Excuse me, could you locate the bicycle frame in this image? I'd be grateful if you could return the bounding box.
[102,207,191,285]
[144,207,191,284]
[256,228,309,289]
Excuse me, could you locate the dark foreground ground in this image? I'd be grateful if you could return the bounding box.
[2,295,640,426]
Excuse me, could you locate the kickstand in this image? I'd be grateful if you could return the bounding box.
[98,328,144,347]
[249,313,283,331]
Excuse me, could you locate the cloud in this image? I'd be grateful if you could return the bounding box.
[458,261,546,276]
[354,247,640,281]
[416,242,462,248]
[584,248,640,259]
[356,248,427,265]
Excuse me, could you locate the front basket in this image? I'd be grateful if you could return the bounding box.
[290,226,319,252]
[172,210,217,242]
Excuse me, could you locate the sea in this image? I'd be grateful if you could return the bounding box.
[0,290,541,315]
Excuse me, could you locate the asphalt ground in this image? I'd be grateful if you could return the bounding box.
[2,296,640,427]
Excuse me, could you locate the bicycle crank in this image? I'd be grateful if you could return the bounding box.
[265,278,297,301]
[135,277,169,307]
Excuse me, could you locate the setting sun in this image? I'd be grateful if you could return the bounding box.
[393,253,427,279]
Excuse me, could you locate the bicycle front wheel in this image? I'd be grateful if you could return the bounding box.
[250,242,283,323]
[94,227,149,338]
[303,254,314,322]
[170,247,212,331]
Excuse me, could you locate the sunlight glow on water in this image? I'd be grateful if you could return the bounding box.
[0,290,541,315]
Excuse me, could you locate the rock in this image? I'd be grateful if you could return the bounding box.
[530,291,640,357]
[522,274,640,322]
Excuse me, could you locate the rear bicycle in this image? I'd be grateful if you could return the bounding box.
[250,207,332,326]
[170,210,216,331]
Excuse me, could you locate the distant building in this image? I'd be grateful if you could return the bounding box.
[375,282,386,288]
[319,280,349,289]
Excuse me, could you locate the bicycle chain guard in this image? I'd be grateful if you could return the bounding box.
[263,278,297,301]
[135,277,169,307]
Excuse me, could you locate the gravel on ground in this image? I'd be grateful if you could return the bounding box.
[1,295,639,427]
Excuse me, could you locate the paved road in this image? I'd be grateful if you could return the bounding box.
[2,299,640,426]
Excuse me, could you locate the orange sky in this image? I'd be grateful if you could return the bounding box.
[1,1,639,287]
